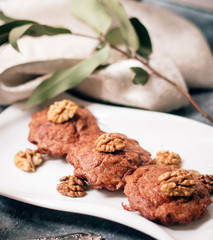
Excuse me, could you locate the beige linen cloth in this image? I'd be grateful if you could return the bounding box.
[0,0,213,111]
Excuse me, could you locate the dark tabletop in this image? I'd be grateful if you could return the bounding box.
[0,1,213,240]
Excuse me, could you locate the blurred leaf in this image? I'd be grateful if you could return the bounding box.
[0,33,9,45]
[25,45,110,109]
[95,40,105,51]
[131,67,149,85]
[95,63,110,71]
[0,11,15,22]
[9,23,33,51]
[27,24,71,36]
[7,22,71,51]
[101,0,139,50]
[0,20,35,34]
[0,20,35,46]
[130,17,152,59]
[70,0,111,35]
[105,27,124,45]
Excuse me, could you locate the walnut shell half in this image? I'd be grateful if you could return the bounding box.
[48,99,78,123]
[158,169,195,197]
[96,133,126,152]
[14,149,43,172]
[57,175,87,197]
[154,150,181,168]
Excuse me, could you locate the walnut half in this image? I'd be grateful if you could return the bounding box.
[57,176,87,197]
[198,174,213,193]
[96,133,126,152]
[48,99,78,123]
[14,149,43,172]
[154,150,181,168]
[158,169,195,197]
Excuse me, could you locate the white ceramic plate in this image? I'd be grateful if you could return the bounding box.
[0,93,213,240]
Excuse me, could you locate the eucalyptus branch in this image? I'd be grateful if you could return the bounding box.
[1,2,212,123]
[71,32,99,41]
[110,44,213,123]
[71,32,213,123]
[134,54,213,123]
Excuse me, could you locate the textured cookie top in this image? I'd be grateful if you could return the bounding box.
[123,165,212,226]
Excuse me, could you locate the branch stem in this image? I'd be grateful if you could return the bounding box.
[72,32,213,123]
[72,32,99,41]
[110,44,213,123]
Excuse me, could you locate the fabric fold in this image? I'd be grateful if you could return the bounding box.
[0,0,212,111]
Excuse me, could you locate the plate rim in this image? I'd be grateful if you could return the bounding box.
[0,93,212,240]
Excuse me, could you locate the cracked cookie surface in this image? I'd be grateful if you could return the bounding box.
[123,165,212,226]
[66,132,154,191]
[28,106,100,157]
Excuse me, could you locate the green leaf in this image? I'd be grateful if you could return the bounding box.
[130,17,152,59]
[0,32,9,45]
[0,20,35,46]
[70,0,111,35]
[25,45,110,109]
[101,0,139,50]
[9,23,33,51]
[0,20,35,35]
[0,11,15,22]
[26,24,71,36]
[105,27,124,45]
[0,20,34,36]
[8,22,71,51]
[95,40,106,51]
[131,67,149,85]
